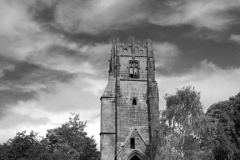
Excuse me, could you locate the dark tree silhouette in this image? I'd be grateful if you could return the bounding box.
[0,113,100,160]
[206,92,240,160]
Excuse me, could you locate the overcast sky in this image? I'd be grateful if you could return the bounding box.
[0,0,240,148]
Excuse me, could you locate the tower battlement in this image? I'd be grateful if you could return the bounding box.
[110,38,154,58]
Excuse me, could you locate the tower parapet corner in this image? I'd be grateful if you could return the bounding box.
[146,39,154,58]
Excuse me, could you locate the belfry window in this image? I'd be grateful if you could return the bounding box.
[130,138,135,149]
[129,60,139,79]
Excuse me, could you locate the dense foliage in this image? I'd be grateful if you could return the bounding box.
[0,114,100,160]
[206,93,240,160]
[154,86,240,160]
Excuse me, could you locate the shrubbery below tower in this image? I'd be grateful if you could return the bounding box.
[100,38,159,160]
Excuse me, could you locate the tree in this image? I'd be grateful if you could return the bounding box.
[0,130,45,160]
[154,86,214,160]
[206,92,240,160]
[44,113,100,160]
[0,113,100,160]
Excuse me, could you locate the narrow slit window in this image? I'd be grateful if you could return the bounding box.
[130,138,135,149]
[132,98,137,105]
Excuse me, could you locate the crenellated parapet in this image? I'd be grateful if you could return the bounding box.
[118,44,148,57]
[110,37,154,56]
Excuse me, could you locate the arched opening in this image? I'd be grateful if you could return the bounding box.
[126,148,147,160]
[130,155,141,160]
[125,149,147,160]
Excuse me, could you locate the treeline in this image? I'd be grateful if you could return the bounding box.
[0,114,100,160]
[153,86,240,160]
[1,86,239,160]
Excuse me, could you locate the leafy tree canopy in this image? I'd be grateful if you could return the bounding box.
[155,86,214,160]
[155,87,240,160]
[0,113,100,160]
[206,92,240,160]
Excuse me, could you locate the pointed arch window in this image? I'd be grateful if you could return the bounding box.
[129,60,139,79]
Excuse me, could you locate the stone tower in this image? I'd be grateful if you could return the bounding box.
[100,38,159,160]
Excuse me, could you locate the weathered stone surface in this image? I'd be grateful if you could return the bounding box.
[100,39,159,160]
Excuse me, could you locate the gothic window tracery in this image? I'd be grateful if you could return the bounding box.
[129,60,139,79]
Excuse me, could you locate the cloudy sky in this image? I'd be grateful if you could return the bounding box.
[0,0,240,148]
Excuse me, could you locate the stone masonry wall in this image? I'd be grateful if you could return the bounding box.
[117,81,149,160]
[100,77,116,160]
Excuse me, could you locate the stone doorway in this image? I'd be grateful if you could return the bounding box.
[126,150,146,160]
[130,155,141,160]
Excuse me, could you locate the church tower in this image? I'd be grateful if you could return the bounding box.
[100,38,159,160]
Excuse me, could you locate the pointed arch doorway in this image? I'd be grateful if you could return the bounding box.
[130,155,141,160]
[126,150,146,160]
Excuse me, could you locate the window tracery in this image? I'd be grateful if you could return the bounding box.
[129,60,139,79]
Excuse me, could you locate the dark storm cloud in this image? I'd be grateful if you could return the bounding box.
[1,57,76,84]
[7,0,237,74]
[30,0,57,23]
[24,0,155,36]
[25,41,111,77]
[40,45,89,64]
[20,0,240,72]
[0,56,76,112]
[155,63,193,77]
[149,0,240,30]
[0,90,36,110]
[0,0,239,90]
[2,59,40,82]
[53,0,149,35]
[27,0,240,37]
